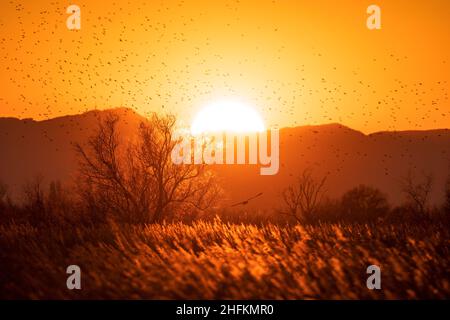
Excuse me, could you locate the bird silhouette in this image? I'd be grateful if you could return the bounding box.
[230,192,263,207]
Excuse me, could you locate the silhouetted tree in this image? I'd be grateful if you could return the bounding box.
[400,170,433,218]
[340,185,389,222]
[75,113,219,223]
[279,169,327,222]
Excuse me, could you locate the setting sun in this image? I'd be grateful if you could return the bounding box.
[190,100,265,135]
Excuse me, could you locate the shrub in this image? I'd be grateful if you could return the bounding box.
[340,185,389,222]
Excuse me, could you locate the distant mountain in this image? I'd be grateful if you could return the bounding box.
[214,124,450,209]
[1,108,449,208]
[0,108,143,199]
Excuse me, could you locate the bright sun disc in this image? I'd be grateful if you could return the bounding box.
[191,100,265,135]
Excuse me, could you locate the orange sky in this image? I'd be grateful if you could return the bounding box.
[0,0,449,133]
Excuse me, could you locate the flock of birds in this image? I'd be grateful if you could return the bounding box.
[0,0,447,133]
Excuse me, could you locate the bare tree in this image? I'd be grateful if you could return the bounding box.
[401,170,433,217]
[75,113,219,223]
[279,169,327,222]
[75,114,145,221]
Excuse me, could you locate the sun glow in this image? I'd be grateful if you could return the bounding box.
[191,100,265,135]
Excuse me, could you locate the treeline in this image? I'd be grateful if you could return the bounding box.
[0,113,449,226]
[1,173,449,227]
[275,168,450,225]
[1,174,449,226]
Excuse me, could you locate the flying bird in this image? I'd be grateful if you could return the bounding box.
[230,192,263,207]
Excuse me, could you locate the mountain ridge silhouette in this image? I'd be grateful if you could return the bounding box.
[1,108,449,207]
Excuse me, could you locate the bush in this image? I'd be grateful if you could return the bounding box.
[339,185,389,222]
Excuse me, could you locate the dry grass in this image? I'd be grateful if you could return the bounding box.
[0,218,449,299]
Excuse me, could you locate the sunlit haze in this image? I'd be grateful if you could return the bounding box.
[0,0,449,133]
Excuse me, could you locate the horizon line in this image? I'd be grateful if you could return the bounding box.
[1,106,449,136]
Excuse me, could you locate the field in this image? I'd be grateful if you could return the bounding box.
[1,218,449,299]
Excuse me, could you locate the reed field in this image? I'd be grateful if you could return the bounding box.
[1,218,449,299]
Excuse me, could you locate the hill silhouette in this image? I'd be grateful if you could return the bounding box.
[1,108,449,207]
